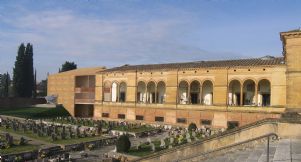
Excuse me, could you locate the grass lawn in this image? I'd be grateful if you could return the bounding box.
[0,133,39,155]
[0,127,105,145]
[0,144,38,155]
[0,106,70,119]
[127,140,165,157]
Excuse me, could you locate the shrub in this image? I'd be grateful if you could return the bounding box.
[188,123,197,132]
[19,137,27,145]
[116,134,131,153]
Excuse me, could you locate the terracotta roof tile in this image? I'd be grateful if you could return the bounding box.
[102,56,285,72]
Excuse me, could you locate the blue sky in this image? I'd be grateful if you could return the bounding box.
[0,0,301,80]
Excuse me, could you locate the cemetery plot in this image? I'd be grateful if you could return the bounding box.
[47,117,157,134]
[0,118,105,145]
[0,133,38,155]
[124,124,223,157]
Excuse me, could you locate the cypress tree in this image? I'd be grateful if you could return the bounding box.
[0,73,10,97]
[13,43,34,97]
[4,72,10,97]
[24,43,34,97]
[13,43,26,97]
[33,69,37,98]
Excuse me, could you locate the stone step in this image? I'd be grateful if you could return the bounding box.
[203,141,278,162]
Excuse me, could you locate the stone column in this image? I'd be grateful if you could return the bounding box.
[255,83,258,106]
[155,86,157,104]
[240,85,243,106]
[187,85,191,104]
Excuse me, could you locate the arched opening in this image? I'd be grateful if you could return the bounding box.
[147,82,156,103]
[137,81,146,103]
[179,81,189,104]
[228,80,241,106]
[157,81,166,104]
[190,80,200,104]
[258,79,271,106]
[243,79,256,105]
[103,81,111,102]
[202,80,213,105]
[111,82,118,102]
[119,82,126,102]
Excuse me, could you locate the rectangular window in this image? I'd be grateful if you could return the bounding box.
[177,118,187,124]
[201,120,212,126]
[102,113,109,118]
[155,116,164,122]
[136,115,144,121]
[227,121,239,129]
[118,114,126,119]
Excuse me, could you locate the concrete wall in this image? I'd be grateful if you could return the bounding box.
[134,120,301,162]
[47,67,105,116]
[48,72,75,115]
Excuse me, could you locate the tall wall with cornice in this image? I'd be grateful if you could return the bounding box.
[281,30,301,110]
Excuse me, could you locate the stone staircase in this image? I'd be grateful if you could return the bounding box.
[202,139,301,162]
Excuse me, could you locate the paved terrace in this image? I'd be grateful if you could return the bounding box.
[202,138,301,162]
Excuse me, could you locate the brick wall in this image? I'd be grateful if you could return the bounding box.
[0,97,46,108]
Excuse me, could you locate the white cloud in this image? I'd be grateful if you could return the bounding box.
[0,7,244,80]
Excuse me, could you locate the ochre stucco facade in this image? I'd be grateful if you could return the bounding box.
[48,30,301,128]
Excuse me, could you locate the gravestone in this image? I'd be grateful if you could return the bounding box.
[147,137,152,144]
[192,131,198,140]
[186,132,192,143]
[160,138,166,148]
[150,143,155,152]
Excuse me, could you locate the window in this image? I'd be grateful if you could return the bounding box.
[177,118,187,124]
[118,114,125,119]
[227,121,239,130]
[155,116,164,122]
[119,92,126,102]
[136,115,144,121]
[119,82,127,102]
[201,120,212,126]
[102,113,109,118]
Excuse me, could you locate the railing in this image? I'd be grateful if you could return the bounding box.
[176,133,278,162]
[74,99,95,103]
[74,87,95,93]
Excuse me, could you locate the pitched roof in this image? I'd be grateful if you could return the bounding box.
[102,56,285,72]
[50,67,106,76]
[283,28,301,33]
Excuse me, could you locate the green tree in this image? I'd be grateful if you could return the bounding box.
[24,43,34,97]
[33,69,37,98]
[13,43,26,97]
[59,61,77,73]
[13,43,35,97]
[0,72,11,97]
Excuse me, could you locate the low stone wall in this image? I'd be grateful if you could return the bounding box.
[1,146,62,162]
[63,136,117,152]
[0,97,46,108]
[1,137,117,161]
[1,150,39,162]
[132,119,301,162]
